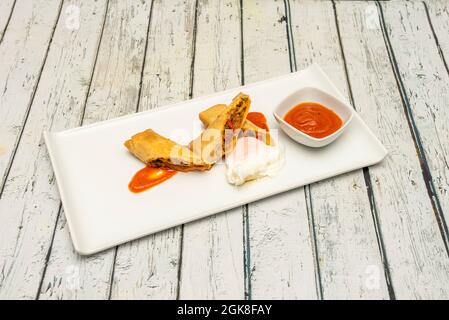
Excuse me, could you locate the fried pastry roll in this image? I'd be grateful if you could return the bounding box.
[199,102,273,146]
[189,92,251,163]
[124,129,212,172]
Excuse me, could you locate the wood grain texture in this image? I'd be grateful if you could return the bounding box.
[289,0,388,299]
[337,0,449,299]
[243,0,317,299]
[0,0,107,299]
[178,0,245,300]
[388,4,449,219]
[38,0,153,300]
[381,0,449,237]
[0,0,447,300]
[0,0,15,42]
[426,0,449,64]
[110,0,197,299]
[0,0,62,194]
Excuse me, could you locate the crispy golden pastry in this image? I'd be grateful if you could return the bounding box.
[198,104,227,125]
[125,93,251,171]
[199,103,273,145]
[189,93,251,163]
[124,129,212,172]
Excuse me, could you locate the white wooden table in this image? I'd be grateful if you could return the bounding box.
[1,0,449,300]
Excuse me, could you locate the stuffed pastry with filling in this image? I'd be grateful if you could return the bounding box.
[189,92,251,163]
[199,103,273,146]
[124,129,212,172]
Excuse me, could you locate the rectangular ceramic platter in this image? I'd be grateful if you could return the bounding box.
[45,65,388,255]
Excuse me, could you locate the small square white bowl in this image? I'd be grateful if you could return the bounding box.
[273,86,354,147]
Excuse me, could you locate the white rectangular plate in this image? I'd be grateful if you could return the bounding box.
[45,65,387,255]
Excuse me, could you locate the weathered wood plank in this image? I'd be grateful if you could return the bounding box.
[110,0,197,299]
[289,0,388,299]
[0,0,107,299]
[38,212,114,299]
[0,0,15,42]
[384,2,449,232]
[340,0,449,299]
[381,0,449,241]
[38,0,153,300]
[425,1,449,70]
[0,0,62,194]
[243,0,317,299]
[178,0,244,299]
